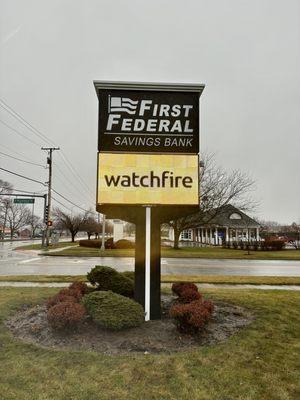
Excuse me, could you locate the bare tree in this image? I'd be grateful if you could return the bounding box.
[5,200,31,238]
[53,208,90,242]
[81,216,102,239]
[167,154,258,249]
[258,220,280,238]
[28,215,43,238]
[0,179,13,237]
[124,222,135,237]
[0,179,13,197]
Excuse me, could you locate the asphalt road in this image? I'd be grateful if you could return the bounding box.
[1,240,300,276]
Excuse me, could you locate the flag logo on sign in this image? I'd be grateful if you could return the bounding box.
[108,96,138,115]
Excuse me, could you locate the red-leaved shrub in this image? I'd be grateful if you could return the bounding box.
[169,299,214,333]
[172,282,198,296]
[46,283,87,310]
[114,239,135,249]
[46,293,77,309]
[179,288,202,303]
[69,282,89,295]
[47,301,86,331]
[59,287,83,300]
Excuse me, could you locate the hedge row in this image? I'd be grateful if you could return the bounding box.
[79,239,135,249]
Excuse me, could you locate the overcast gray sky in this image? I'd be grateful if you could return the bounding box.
[0,0,299,223]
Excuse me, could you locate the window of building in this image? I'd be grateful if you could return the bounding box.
[229,213,242,220]
[181,229,192,240]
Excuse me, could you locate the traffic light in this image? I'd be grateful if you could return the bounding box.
[47,220,53,227]
[44,205,49,224]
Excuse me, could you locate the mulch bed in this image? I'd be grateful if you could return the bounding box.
[5,295,254,355]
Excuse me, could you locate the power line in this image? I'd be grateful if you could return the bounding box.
[58,151,95,200]
[0,98,95,201]
[0,98,57,147]
[0,151,45,168]
[0,166,93,214]
[0,143,42,164]
[0,119,42,147]
[0,166,46,186]
[0,186,45,194]
[52,195,73,212]
[52,188,91,213]
[53,163,91,205]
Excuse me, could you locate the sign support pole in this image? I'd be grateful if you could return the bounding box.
[145,206,151,321]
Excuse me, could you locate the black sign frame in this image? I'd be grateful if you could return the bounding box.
[94,81,204,155]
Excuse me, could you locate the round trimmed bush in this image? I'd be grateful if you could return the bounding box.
[179,288,202,303]
[87,266,134,297]
[170,299,214,334]
[82,290,144,330]
[172,282,198,296]
[47,301,86,331]
[114,239,135,249]
[121,271,134,282]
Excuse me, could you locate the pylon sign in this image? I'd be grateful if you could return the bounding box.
[94,81,205,321]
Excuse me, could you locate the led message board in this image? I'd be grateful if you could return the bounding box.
[97,153,199,205]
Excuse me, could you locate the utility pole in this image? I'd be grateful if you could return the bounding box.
[42,147,60,246]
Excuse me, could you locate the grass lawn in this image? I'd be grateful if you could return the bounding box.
[0,287,299,399]
[36,245,300,260]
[15,241,79,251]
[1,274,300,286]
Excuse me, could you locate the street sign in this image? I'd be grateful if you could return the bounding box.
[95,82,204,154]
[14,198,35,204]
[97,153,199,206]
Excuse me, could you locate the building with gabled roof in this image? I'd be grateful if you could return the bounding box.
[169,204,260,246]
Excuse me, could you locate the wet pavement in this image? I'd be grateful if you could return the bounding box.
[1,240,300,277]
[0,281,299,291]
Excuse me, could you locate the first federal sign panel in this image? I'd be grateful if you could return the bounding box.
[94,81,204,207]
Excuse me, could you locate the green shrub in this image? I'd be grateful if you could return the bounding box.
[114,239,135,249]
[121,271,135,282]
[87,266,134,297]
[82,291,144,330]
[47,301,86,331]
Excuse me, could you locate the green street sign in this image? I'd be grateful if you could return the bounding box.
[14,198,35,204]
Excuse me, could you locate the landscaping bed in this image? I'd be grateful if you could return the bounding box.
[5,294,253,355]
[1,287,300,400]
